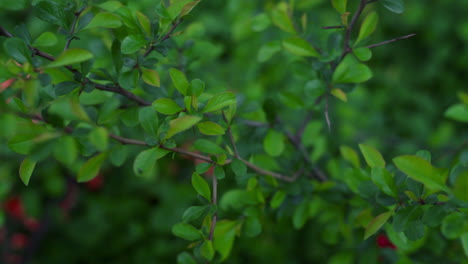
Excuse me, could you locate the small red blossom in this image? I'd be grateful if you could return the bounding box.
[3,196,25,220]
[24,217,40,232]
[11,233,29,250]
[376,234,397,249]
[85,174,104,191]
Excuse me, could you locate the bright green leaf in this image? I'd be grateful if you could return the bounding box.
[136,11,151,35]
[78,152,107,182]
[213,220,237,261]
[165,115,201,139]
[293,200,309,229]
[133,147,170,178]
[441,213,465,239]
[182,205,210,223]
[257,41,281,62]
[19,157,36,186]
[353,47,372,61]
[197,121,225,136]
[331,88,348,102]
[332,55,373,83]
[270,2,296,34]
[332,0,347,13]
[371,167,398,197]
[152,98,183,115]
[192,172,211,201]
[121,34,147,54]
[180,0,201,17]
[170,68,190,96]
[445,104,468,122]
[461,232,468,258]
[33,32,58,47]
[340,145,360,168]
[4,37,31,64]
[193,139,226,155]
[359,144,386,168]
[172,222,203,241]
[141,68,161,87]
[89,127,108,152]
[138,107,159,136]
[53,136,78,165]
[201,240,215,261]
[380,0,405,14]
[202,92,236,113]
[45,48,94,68]
[355,12,378,46]
[282,37,319,57]
[364,211,393,239]
[84,12,122,30]
[177,252,197,264]
[263,129,284,157]
[270,190,286,209]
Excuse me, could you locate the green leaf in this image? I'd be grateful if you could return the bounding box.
[136,11,151,35]
[121,34,147,54]
[380,0,405,14]
[193,139,226,155]
[152,98,183,115]
[445,104,468,122]
[231,159,247,177]
[441,213,465,239]
[19,157,36,186]
[461,232,468,258]
[270,191,286,209]
[340,145,361,168]
[257,41,281,62]
[215,166,225,179]
[89,127,108,152]
[270,2,296,34]
[393,155,450,193]
[33,32,58,47]
[196,162,212,174]
[453,170,468,203]
[203,92,236,113]
[118,69,139,90]
[172,222,203,241]
[142,68,160,87]
[45,48,94,68]
[170,68,189,96]
[332,55,372,83]
[179,0,201,17]
[293,200,309,229]
[355,12,378,46]
[244,214,262,237]
[263,129,285,157]
[364,211,392,239]
[78,152,107,182]
[4,37,31,64]
[331,88,348,102]
[214,220,237,261]
[133,147,170,178]
[371,167,398,198]
[53,136,78,165]
[201,240,215,261]
[165,115,201,139]
[33,0,71,28]
[332,0,347,13]
[353,47,372,61]
[192,172,211,202]
[359,144,385,168]
[139,107,159,137]
[182,205,210,223]
[197,121,225,136]
[84,12,122,30]
[404,220,425,241]
[177,252,197,264]
[252,13,271,32]
[282,37,319,57]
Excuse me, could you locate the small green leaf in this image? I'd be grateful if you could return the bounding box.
[89,127,108,152]
[263,129,284,157]
[139,107,159,136]
[202,92,236,113]
[231,159,247,177]
[355,12,378,46]
[118,69,139,89]
[332,55,372,83]
[201,240,215,261]
[33,0,71,27]
[215,166,225,179]
[121,34,147,54]
[177,252,197,264]
[194,139,226,155]
[293,200,309,229]
[170,68,189,96]
[179,0,201,17]
[445,104,468,122]
[282,37,319,57]
[4,37,31,64]
[270,2,296,34]
[165,115,202,139]
[152,98,183,115]
[45,48,94,68]
[441,213,464,239]
[33,32,58,47]
[380,0,405,14]
[257,41,281,62]
[182,205,210,223]
[84,12,122,30]
[214,220,237,261]
[359,144,386,168]
[142,68,160,87]
[393,155,449,193]
[353,47,372,61]
[53,136,78,165]
[331,88,348,102]
[371,167,398,198]
[172,222,203,241]
[340,145,361,168]
[364,211,393,239]
[332,0,347,13]
[192,172,211,202]
[136,11,151,35]
[461,232,468,258]
[270,190,286,209]
[197,121,225,136]
[19,157,36,186]
[78,152,107,182]
[196,162,212,174]
[133,147,170,178]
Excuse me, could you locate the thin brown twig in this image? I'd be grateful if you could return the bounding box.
[64,11,82,50]
[367,33,416,49]
[208,175,218,241]
[240,158,297,182]
[322,25,345,30]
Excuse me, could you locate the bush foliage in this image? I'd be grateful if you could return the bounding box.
[0,0,467,263]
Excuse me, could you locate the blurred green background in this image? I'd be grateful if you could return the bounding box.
[1,0,467,263]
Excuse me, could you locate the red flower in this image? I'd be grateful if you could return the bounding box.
[85,174,104,191]
[376,234,397,249]
[3,196,25,220]
[24,217,40,232]
[11,233,28,249]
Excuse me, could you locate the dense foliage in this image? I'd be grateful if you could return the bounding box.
[0,0,467,263]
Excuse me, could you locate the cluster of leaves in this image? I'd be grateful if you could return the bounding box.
[0,0,467,263]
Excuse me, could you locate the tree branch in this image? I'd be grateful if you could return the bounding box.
[143,19,183,57]
[367,33,416,49]
[208,175,218,241]
[322,25,345,30]
[64,11,82,50]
